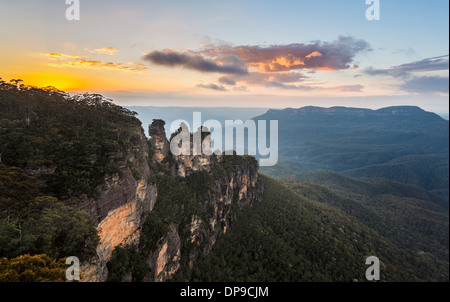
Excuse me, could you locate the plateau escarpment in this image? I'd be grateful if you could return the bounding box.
[91,119,263,282]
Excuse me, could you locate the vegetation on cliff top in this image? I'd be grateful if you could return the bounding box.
[0,79,142,199]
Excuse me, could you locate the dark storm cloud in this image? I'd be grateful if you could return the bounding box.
[142,50,248,75]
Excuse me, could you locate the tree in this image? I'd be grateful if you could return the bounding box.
[26,201,100,259]
[9,79,23,88]
[0,164,38,224]
[0,254,66,282]
[0,143,7,163]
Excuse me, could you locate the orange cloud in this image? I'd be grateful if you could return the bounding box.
[305,51,322,58]
[273,56,305,68]
[47,53,85,60]
[196,36,369,72]
[316,67,337,71]
[46,53,147,73]
[88,47,120,56]
[141,36,370,93]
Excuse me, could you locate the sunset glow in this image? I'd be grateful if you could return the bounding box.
[0,0,448,114]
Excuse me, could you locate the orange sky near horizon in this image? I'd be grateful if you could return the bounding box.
[1,46,395,92]
[0,1,448,113]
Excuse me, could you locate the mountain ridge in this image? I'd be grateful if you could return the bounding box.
[256,103,449,202]
[263,105,446,123]
[1,81,448,282]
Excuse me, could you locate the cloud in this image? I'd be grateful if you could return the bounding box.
[232,86,248,92]
[142,50,248,75]
[87,47,120,56]
[364,55,449,78]
[196,83,228,91]
[197,36,370,73]
[399,76,449,94]
[218,76,236,86]
[364,66,409,78]
[46,53,147,73]
[363,55,449,94]
[392,55,449,73]
[221,71,307,88]
[142,36,370,92]
[330,84,364,92]
[264,81,316,91]
[305,51,323,59]
[47,53,85,60]
[263,82,364,92]
[393,47,416,56]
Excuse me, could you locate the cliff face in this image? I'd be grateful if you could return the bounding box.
[145,120,262,282]
[77,119,262,282]
[77,126,158,282]
[147,223,181,282]
[146,161,261,282]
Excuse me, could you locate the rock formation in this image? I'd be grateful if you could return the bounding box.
[149,119,169,163]
[77,126,158,281]
[76,119,262,281]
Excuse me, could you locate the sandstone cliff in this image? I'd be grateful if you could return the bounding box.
[142,120,262,282]
[78,119,262,282]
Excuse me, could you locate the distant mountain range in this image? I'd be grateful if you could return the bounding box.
[256,105,449,203]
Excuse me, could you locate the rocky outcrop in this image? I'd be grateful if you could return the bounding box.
[149,119,169,163]
[81,120,263,282]
[146,224,181,282]
[76,126,158,282]
[96,180,156,261]
[146,160,262,282]
[153,121,216,177]
[146,122,262,281]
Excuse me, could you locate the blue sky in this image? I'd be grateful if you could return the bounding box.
[0,0,448,114]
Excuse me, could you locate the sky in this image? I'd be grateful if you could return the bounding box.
[0,0,449,114]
